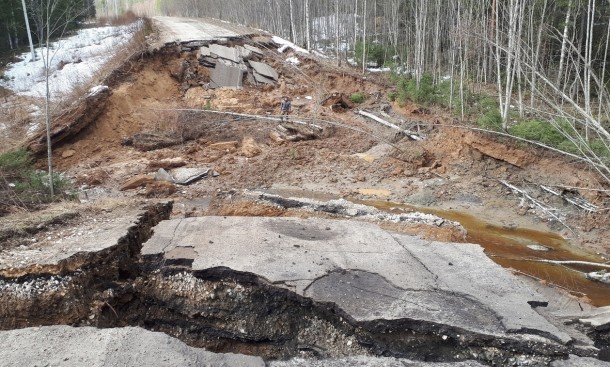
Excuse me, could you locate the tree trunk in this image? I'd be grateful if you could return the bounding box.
[556,0,572,89]
[305,0,311,50]
[362,0,367,73]
[289,0,297,44]
[20,0,35,61]
[336,0,340,66]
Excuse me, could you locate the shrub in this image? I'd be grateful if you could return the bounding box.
[0,149,32,177]
[350,92,366,104]
[508,119,567,147]
[393,73,444,106]
[589,139,610,160]
[354,40,389,67]
[0,149,74,213]
[476,109,503,131]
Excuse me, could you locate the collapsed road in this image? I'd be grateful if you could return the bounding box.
[1,202,609,366]
[2,16,610,367]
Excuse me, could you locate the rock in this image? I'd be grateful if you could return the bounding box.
[155,168,175,183]
[145,181,176,198]
[240,137,262,158]
[269,131,284,144]
[149,157,187,170]
[172,167,210,185]
[209,141,238,152]
[61,149,76,158]
[169,59,188,81]
[119,175,154,191]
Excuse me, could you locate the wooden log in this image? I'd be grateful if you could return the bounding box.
[358,110,423,141]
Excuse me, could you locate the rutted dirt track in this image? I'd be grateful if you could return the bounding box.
[1,17,610,366]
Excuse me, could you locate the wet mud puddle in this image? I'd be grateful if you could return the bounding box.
[365,200,610,307]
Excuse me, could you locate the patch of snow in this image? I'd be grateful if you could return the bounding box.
[272,36,309,54]
[286,56,300,65]
[88,85,109,96]
[0,21,142,99]
[27,122,41,136]
[367,67,391,73]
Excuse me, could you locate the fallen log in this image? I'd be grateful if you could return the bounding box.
[540,185,598,212]
[358,110,422,141]
[499,179,574,234]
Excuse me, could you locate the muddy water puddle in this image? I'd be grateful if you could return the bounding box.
[365,200,610,307]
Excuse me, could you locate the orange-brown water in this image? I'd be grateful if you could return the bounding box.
[365,200,610,306]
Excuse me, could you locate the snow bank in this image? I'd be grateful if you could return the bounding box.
[285,56,300,65]
[0,21,141,99]
[272,36,309,54]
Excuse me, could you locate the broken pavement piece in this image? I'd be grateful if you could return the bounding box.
[244,44,264,56]
[142,216,572,345]
[237,46,252,60]
[197,46,211,58]
[252,71,276,84]
[248,60,279,81]
[210,62,244,88]
[209,44,240,63]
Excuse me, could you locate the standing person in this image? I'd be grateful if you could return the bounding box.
[280,96,291,119]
